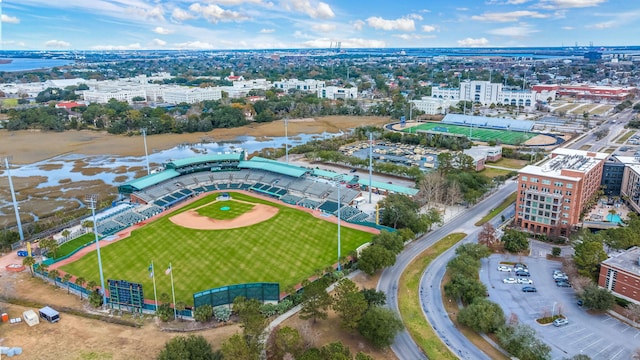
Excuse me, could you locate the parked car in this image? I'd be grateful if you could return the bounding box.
[556,281,572,288]
[515,270,531,277]
[497,265,512,272]
[522,286,537,293]
[517,278,533,284]
[553,318,569,327]
[17,250,29,257]
[577,299,583,306]
[514,263,528,271]
[503,277,518,284]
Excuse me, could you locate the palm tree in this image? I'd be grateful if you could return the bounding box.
[61,229,71,243]
[22,256,36,277]
[75,277,86,299]
[87,280,97,292]
[63,273,73,294]
[48,269,60,287]
[39,263,49,276]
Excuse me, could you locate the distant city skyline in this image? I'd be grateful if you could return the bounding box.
[0,0,638,50]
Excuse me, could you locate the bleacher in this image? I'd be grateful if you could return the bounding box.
[113,211,145,226]
[287,178,311,192]
[246,170,265,182]
[94,203,134,222]
[298,198,321,209]
[318,200,340,213]
[340,206,362,219]
[349,212,370,222]
[280,194,302,205]
[250,183,287,197]
[154,188,194,208]
[96,220,125,236]
[325,187,360,204]
[138,205,162,218]
[306,182,332,198]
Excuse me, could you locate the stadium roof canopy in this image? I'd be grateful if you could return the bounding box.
[165,152,245,169]
[118,169,181,193]
[239,157,308,177]
[358,178,419,196]
[442,114,535,132]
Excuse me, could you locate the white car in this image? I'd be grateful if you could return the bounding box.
[517,278,533,284]
[498,265,512,272]
[503,277,517,284]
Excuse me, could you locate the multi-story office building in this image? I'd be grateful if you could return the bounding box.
[318,86,357,100]
[432,80,536,108]
[598,246,640,305]
[162,87,222,104]
[515,148,607,237]
[410,97,453,115]
[273,79,325,93]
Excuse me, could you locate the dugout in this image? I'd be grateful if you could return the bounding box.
[39,306,60,323]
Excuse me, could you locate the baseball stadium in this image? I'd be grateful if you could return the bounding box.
[44,151,418,311]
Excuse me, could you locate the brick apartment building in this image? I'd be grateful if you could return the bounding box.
[515,148,607,237]
[599,246,640,305]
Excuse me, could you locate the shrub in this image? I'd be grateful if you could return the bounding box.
[213,306,230,322]
[551,247,562,257]
[194,305,213,322]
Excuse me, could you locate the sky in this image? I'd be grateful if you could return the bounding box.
[0,0,638,50]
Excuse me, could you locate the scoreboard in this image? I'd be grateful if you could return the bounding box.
[108,279,144,311]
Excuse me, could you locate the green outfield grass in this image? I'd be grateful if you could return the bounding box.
[403,122,537,145]
[195,200,254,220]
[56,233,97,259]
[59,192,374,305]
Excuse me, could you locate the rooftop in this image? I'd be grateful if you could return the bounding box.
[520,148,607,179]
[602,246,640,276]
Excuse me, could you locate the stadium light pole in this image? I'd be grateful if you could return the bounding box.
[141,128,150,175]
[335,175,343,271]
[86,194,107,308]
[284,117,289,164]
[368,132,373,204]
[3,156,24,242]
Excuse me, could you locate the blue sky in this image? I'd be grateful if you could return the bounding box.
[0,0,637,50]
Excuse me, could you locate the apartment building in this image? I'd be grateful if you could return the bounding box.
[318,86,357,100]
[598,246,640,305]
[515,148,607,237]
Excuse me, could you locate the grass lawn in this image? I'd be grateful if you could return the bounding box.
[398,233,466,360]
[492,158,529,170]
[60,192,374,305]
[475,192,517,226]
[479,167,513,179]
[402,122,536,145]
[195,200,254,220]
[56,233,97,259]
[579,145,592,151]
[615,130,635,144]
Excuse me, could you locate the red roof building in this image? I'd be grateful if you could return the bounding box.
[55,101,86,110]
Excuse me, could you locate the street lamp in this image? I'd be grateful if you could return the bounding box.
[85,194,107,308]
[141,128,150,175]
[334,175,343,271]
[2,156,24,242]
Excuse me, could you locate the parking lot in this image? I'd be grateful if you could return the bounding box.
[481,255,640,359]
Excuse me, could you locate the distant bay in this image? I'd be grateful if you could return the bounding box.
[0,58,75,72]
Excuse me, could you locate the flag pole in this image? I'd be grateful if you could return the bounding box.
[151,260,158,311]
[169,262,177,321]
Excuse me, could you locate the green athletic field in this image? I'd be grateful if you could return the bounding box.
[196,199,254,220]
[402,122,537,145]
[59,192,374,305]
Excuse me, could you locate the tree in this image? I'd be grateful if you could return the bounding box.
[446,254,481,278]
[63,273,73,294]
[497,323,551,360]
[501,229,529,253]
[378,193,427,233]
[299,280,332,324]
[266,326,305,360]
[158,335,221,360]
[357,244,396,275]
[573,237,607,280]
[39,238,59,259]
[233,297,267,354]
[478,223,499,248]
[444,274,488,305]
[625,303,640,323]
[48,269,60,286]
[319,342,352,360]
[333,278,368,331]
[580,284,615,312]
[222,333,257,360]
[22,256,36,276]
[357,307,404,348]
[75,276,86,299]
[455,243,491,260]
[372,231,404,255]
[552,247,562,257]
[61,229,71,241]
[457,298,505,333]
[360,288,386,309]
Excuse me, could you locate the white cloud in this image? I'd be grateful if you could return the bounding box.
[353,20,365,31]
[589,21,615,29]
[472,11,549,22]
[44,39,71,48]
[456,7,469,11]
[259,28,275,33]
[189,3,250,23]
[1,14,20,24]
[153,26,172,35]
[130,4,165,21]
[394,34,436,40]
[174,40,215,49]
[457,37,489,46]
[281,0,335,19]
[487,25,539,37]
[151,38,167,47]
[172,7,195,22]
[2,40,26,48]
[561,26,574,30]
[407,14,423,21]
[214,0,271,5]
[302,37,385,48]
[538,0,606,9]
[366,16,416,31]
[422,25,437,32]
[312,23,336,32]
[91,43,142,51]
[487,0,531,4]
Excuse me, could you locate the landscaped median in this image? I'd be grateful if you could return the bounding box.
[397,232,466,360]
[474,192,517,226]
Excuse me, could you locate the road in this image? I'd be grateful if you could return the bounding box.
[378,180,517,360]
[568,108,635,151]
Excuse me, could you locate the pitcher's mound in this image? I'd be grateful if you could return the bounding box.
[169,203,279,230]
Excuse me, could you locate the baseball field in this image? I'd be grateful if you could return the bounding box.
[58,192,375,305]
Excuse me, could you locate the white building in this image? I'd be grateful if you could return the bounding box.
[273,79,325,93]
[461,81,502,105]
[410,97,452,115]
[233,79,271,90]
[318,86,357,100]
[432,80,537,108]
[83,88,147,103]
[430,86,460,101]
[162,87,222,104]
